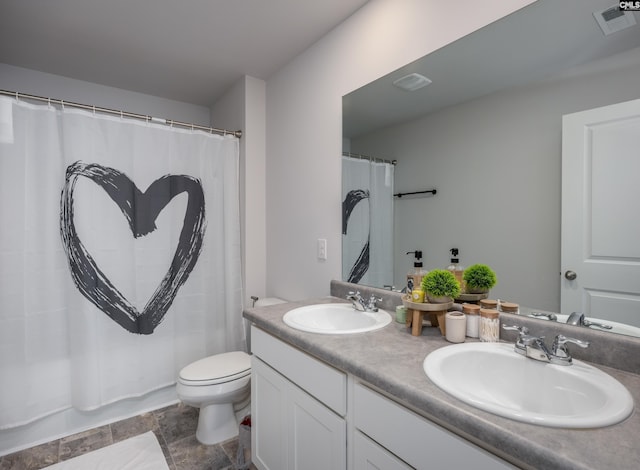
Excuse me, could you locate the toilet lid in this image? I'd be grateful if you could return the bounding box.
[179,351,251,384]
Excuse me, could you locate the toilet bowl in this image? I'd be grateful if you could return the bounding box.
[178,297,286,445]
[177,351,251,445]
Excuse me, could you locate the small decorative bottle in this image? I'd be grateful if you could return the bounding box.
[406,250,427,293]
[447,248,465,290]
[462,303,480,338]
[479,308,500,342]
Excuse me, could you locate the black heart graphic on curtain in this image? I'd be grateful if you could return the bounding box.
[342,189,370,284]
[60,161,206,335]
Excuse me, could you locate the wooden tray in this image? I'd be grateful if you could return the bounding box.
[402,296,453,311]
[402,295,453,336]
[455,292,489,303]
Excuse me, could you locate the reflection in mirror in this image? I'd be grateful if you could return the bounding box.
[342,153,395,287]
[342,0,640,337]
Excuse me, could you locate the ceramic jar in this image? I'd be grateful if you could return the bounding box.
[445,312,466,343]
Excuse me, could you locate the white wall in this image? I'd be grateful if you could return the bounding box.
[264,0,536,301]
[351,48,640,312]
[210,75,267,307]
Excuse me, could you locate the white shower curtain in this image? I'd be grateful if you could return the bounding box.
[342,156,394,288]
[0,97,244,429]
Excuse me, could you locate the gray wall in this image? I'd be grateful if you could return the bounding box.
[351,47,640,312]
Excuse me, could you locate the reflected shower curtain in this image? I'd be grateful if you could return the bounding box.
[342,156,394,287]
[0,97,244,429]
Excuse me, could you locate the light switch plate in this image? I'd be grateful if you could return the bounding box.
[317,238,327,260]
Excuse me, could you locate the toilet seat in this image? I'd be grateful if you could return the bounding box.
[178,351,251,386]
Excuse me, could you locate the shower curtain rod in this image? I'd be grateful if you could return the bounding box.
[342,151,397,166]
[0,89,243,138]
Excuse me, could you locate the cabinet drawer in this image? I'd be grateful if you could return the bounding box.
[251,326,347,415]
[354,383,514,469]
[354,431,412,470]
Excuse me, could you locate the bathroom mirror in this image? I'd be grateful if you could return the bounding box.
[342,0,640,336]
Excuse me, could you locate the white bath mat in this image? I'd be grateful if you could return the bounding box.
[44,431,169,470]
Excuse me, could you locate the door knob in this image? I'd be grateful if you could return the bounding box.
[564,270,577,281]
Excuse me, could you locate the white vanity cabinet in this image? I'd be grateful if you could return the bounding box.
[251,326,347,470]
[250,325,514,470]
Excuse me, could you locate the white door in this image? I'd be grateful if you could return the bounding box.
[561,99,640,326]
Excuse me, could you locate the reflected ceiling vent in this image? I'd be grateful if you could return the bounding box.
[593,4,637,36]
[392,73,432,92]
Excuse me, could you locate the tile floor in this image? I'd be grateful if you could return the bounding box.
[0,403,257,470]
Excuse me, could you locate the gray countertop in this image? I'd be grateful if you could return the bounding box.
[244,297,640,470]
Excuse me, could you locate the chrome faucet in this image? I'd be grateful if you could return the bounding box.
[566,312,613,331]
[502,325,590,366]
[551,335,590,364]
[529,312,558,322]
[346,291,382,312]
[346,291,366,311]
[366,294,382,312]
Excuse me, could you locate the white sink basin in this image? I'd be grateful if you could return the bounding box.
[423,342,633,428]
[283,303,392,334]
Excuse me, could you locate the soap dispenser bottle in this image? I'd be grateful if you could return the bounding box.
[406,250,427,293]
[447,248,465,290]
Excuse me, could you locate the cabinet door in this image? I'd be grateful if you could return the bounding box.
[354,431,412,470]
[288,384,346,470]
[253,356,347,470]
[252,357,288,470]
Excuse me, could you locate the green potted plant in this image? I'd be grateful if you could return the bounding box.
[421,269,461,303]
[463,264,497,294]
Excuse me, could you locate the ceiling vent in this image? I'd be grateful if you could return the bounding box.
[392,73,432,92]
[593,4,637,36]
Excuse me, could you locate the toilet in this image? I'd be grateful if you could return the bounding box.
[177,351,251,445]
[177,297,286,445]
